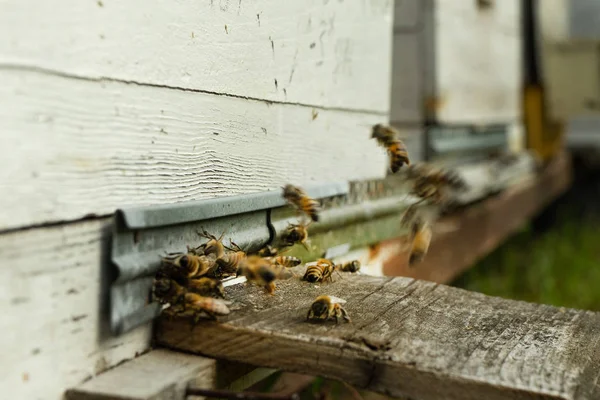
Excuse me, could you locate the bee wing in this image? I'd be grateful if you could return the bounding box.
[328,296,347,305]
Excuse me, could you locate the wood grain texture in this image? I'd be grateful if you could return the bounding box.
[0,218,152,400]
[0,68,387,231]
[66,349,216,400]
[382,151,572,283]
[434,0,522,124]
[0,0,393,113]
[156,273,600,400]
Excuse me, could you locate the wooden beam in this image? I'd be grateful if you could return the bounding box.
[381,151,572,283]
[155,272,600,400]
[65,349,278,400]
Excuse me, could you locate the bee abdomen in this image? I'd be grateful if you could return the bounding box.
[303,266,323,282]
[299,197,321,222]
[388,141,410,172]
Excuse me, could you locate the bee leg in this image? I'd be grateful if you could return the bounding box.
[334,313,339,324]
[301,240,310,252]
[306,310,312,321]
[204,310,218,321]
[341,308,351,323]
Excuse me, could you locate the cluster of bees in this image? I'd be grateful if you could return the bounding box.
[151,123,469,326]
[151,184,362,326]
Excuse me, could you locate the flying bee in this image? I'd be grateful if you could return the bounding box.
[282,222,310,251]
[408,218,432,267]
[197,229,225,259]
[306,295,351,324]
[371,123,410,173]
[282,184,321,222]
[152,278,186,305]
[160,253,213,282]
[238,255,279,295]
[257,245,280,258]
[187,277,225,299]
[337,260,361,273]
[268,255,302,269]
[303,258,337,283]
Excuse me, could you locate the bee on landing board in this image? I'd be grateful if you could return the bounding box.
[152,277,187,305]
[237,255,280,295]
[306,295,351,324]
[182,292,232,324]
[336,260,361,273]
[303,258,338,283]
[214,241,247,277]
[160,253,213,283]
[282,184,321,222]
[197,229,226,259]
[371,124,410,173]
[187,277,225,299]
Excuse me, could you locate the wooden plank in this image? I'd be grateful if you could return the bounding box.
[0,68,387,231]
[65,350,215,400]
[156,273,600,400]
[0,0,393,113]
[66,349,280,400]
[0,218,152,400]
[381,151,572,283]
[434,0,522,124]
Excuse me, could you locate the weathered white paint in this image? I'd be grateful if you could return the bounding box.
[0,0,393,113]
[434,0,522,124]
[0,68,387,231]
[0,219,152,400]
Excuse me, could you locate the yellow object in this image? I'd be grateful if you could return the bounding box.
[523,85,564,162]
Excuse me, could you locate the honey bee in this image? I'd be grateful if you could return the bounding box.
[303,258,337,283]
[306,295,351,324]
[257,244,280,258]
[408,218,432,267]
[197,229,225,259]
[371,124,410,173]
[268,255,302,269]
[337,260,361,273]
[152,278,186,305]
[214,241,246,277]
[187,277,225,299]
[160,253,213,282]
[282,222,310,251]
[282,184,321,222]
[181,292,232,323]
[238,255,279,295]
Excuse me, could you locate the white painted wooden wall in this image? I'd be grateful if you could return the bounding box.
[389,0,522,161]
[0,1,393,399]
[431,0,522,125]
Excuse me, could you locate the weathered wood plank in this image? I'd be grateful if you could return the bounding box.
[0,218,151,400]
[0,68,387,231]
[382,151,572,282]
[434,0,522,124]
[156,274,600,400]
[0,0,393,112]
[65,350,215,400]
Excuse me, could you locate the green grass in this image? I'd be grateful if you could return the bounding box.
[452,213,600,311]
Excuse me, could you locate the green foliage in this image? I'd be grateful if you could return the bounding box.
[452,213,600,311]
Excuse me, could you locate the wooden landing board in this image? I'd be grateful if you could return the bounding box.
[381,151,572,283]
[156,273,600,400]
